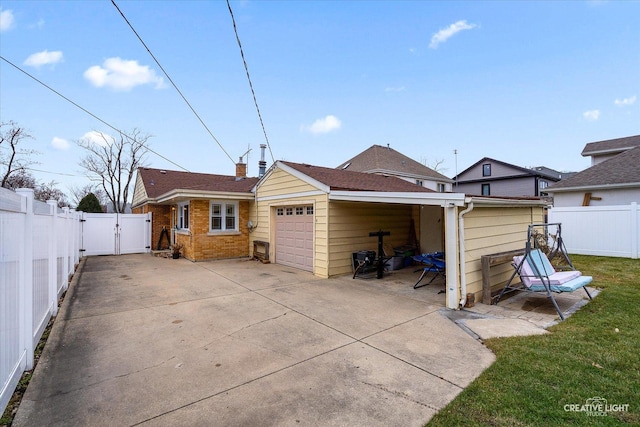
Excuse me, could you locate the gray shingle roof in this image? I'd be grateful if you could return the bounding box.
[581,135,640,157]
[547,145,640,191]
[336,144,452,182]
[282,161,435,193]
[137,167,258,199]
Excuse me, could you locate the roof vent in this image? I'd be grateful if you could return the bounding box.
[342,162,351,170]
[160,170,167,174]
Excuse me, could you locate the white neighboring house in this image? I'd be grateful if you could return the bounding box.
[546,135,640,207]
[337,144,454,192]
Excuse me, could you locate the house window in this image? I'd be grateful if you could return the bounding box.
[437,183,445,192]
[481,184,490,196]
[482,163,491,177]
[286,208,293,216]
[296,207,304,215]
[276,208,284,216]
[210,201,238,232]
[539,180,548,189]
[178,202,189,230]
[416,179,424,187]
[306,206,314,215]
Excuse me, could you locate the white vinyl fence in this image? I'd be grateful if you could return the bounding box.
[548,203,639,259]
[1,188,82,415]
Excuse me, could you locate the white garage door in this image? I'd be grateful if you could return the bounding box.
[275,205,314,272]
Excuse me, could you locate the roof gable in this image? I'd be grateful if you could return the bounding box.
[547,145,640,191]
[136,167,258,200]
[280,161,435,193]
[581,135,640,157]
[337,144,452,182]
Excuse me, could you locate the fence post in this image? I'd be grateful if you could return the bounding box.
[47,200,58,316]
[632,202,638,259]
[16,189,35,370]
[62,207,70,290]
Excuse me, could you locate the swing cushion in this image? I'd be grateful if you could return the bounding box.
[513,249,589,291]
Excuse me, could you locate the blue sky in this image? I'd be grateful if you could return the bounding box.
[1,0,639,194]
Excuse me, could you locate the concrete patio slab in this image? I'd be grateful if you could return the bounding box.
[12,255,500,427]
[463,318,550,340]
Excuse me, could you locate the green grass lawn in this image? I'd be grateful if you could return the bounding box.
[428,255,640,426]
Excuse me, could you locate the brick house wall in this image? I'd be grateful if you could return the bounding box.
[178,200,251,261]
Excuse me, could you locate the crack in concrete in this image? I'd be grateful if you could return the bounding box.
[361,381,440,412]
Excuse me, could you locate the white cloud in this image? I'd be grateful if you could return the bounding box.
[429,20,477,49]
[51,137,70,150]
[301,115,342,134]
[81,131,111,147]
[83,57,165,91]
[0,8,15,32]
[24,50,63,68]
[385,86,406,93]
[583,110,600,121]
[614,95,636,107]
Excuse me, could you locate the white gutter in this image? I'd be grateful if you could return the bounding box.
[457,201,474,309]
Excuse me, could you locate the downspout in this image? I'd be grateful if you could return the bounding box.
[458,201,474,308]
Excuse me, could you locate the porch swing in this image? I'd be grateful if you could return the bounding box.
[494,223,593,320]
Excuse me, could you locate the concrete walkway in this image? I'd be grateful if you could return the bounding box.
[14,255,495,427]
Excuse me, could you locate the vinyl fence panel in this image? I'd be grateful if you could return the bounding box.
[548,203,639,259]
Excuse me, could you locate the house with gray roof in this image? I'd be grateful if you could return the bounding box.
[452,157,567,198]
[546,135,640,207]
[337,144,454,192]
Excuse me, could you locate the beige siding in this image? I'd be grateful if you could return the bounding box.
[463,206,545,301]
[328,202,417,276]
[251,168,329,277]
[131,174,148,208]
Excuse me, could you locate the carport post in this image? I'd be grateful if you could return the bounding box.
[444,204,459,310]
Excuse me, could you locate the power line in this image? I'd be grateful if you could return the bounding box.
[110,0,236,166]
[227,0,275,164]
[0,56,191,172]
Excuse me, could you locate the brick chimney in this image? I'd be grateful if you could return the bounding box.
[236,159,247,178]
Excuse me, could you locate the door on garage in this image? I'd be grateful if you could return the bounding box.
[275,205,314,271]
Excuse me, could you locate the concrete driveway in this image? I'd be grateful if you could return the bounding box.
[14,255,495,427]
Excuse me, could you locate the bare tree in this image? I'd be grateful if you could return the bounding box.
[35,180,69,208]
[77,129,150,213]
[4,169,69,207]
[1,121,38,188]
[420,156,448,174]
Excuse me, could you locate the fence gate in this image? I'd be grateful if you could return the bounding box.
[81,212,151,256]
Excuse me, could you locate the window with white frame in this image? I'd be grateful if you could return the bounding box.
[437,183,446,192]
[210,201,239,232]
[177,202,189,230]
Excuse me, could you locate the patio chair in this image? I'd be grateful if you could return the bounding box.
[495,248,593,320]
[412,252,445,289]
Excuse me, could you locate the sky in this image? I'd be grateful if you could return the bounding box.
[1,0,639,199]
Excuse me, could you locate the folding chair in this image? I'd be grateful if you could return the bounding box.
[412,252,445,289]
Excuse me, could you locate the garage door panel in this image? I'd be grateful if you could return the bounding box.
[275,205,314,272]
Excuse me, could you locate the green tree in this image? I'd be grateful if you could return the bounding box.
[76,192,103,213]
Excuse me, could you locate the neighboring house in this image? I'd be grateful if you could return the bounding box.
[336,144,454,192]
[546,135,640,207]
[131,165,259,260]
[249,160,547,309]
[453,157,567,198]
[581,134,640,166]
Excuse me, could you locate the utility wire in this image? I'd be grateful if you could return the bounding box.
[0,56,190,172]
[227,0,275,163]
[110,0,236,166]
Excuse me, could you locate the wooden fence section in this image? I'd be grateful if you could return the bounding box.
[548,203,639,259]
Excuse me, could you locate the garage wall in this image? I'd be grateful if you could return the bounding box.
[251,167,330,277]
[462,206,545,301]
[327,201,419,277]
